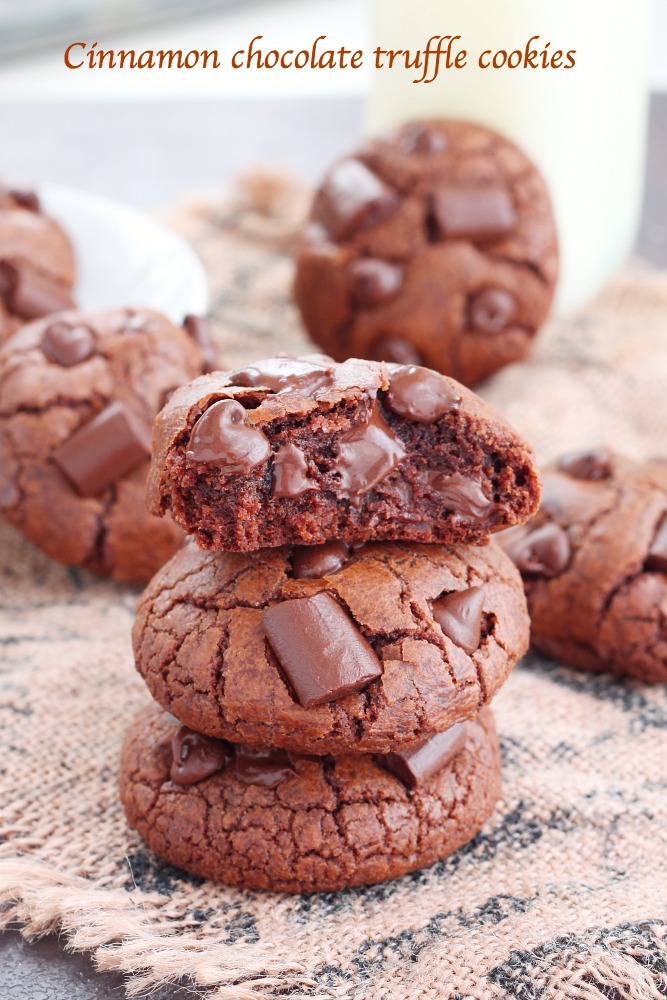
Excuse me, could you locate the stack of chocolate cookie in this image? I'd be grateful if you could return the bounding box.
[121,355,540,892]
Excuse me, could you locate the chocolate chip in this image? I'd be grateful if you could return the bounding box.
[558,447,614,481]
[290,540,350,579]
[347,259,403,307]
[370,336,423,366]
[467,287,516,334]
[233,746,295,788]
[419,472,505,527]
[272,443,315,498]
[170,726,233,786]
[509,522,571,577]
[432,586,485,655]
[263,592,383,708]
[320,159,400,241]
[379,723,468,788]
[9,189,40,212]
[385,365,462,423]
[187,399,271,473]
[53,401,151,497]
[228,357,333,397]
[183,314,217,373]
[399,123,448,155]
[645,516,667,573]
[41,321,95,367]
[335,403,406,502]
[431,185,517,243]
[0,261,75,319]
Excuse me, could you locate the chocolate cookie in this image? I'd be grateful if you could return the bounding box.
[146,355,540,551]
[0,307,207,583]
[501,448,667,682]
[119,704,500,892]
[0,185,76,342]
[132,536,528,754]
[294,119,558,387]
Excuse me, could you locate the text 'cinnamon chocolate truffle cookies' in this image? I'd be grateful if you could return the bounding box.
[501,448,667,683]
[0,185,76,343]
[121,353,537,893]
[294,119,558,386]
[146,355,541,551]
[0,307,210,584]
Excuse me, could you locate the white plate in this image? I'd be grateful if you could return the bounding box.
[38,183,209,323]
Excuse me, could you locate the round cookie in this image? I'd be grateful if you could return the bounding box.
[147,355,541,552]
[119,704,501,892]
[132,536,529,754]
[294,119,558,386]
[501,448,667,682]
[0,307,206,584]
[0,185,76,342]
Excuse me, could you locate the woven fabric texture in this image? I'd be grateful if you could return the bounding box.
[1,176,667,1000]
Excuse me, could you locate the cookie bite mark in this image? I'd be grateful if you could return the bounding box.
[147,356,540,552]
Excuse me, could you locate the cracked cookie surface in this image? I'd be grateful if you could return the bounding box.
[501,449,667,682]
[119,704,501,892]
[0,307,204,583]
[146,356,540,552]
[0,186,76,342]
[132,537,528,754]
[294,119,558,387]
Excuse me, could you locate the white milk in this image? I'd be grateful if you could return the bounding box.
[367,0,651,312]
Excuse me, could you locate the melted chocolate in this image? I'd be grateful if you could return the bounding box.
[432,586,485,655]
[290,540,350,579]
[347,259,403,307]
[335,403,406,502]
[187,399,271,472]
[228,357,333,398]
[419,472,505,527]
[233,746,295,788]
[467,287,516,335]
[0,261,74,319]
[509,522,571,577]
[385,365,462,423]
[170,727,233,786]
[272,443,315,499]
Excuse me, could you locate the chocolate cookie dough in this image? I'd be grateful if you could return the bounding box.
[132,536,529,754]
[0,307,206,583]
[294,119,558,386]
[146,355,540,551]
[501,448,667,682]
[0,185,76,342]
[119,703,501,892]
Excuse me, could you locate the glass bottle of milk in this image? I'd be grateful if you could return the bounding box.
[367,0,651,312]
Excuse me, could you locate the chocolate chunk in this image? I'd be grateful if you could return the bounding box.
[290,540,350,579]
[645,517,667,573]
[558,447,614,481]
[0,261,75,319]
[53,401,151,497]
[320,159,400,241]
[509,522,571,577]
[467,287,516,335]
[431,186,516,243]
[380,723,468,788]
[10,189,40,212]
[170,726,233,786]
[399,123,448,155]
[272,443,315,499]
[348,259,403,307]
[370,336,423,366]
[433,586,485,655]
[41,321,95,367]
[385,365,462,423]
[229,357,333,397]
[420,472,504,527]
[336,403,406,501]
[263,592,383,708]
[183,314,217,373]
[187,399,271,472]
[233,746,295,788]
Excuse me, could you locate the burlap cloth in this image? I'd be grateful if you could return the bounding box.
[2,174,667,1000]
